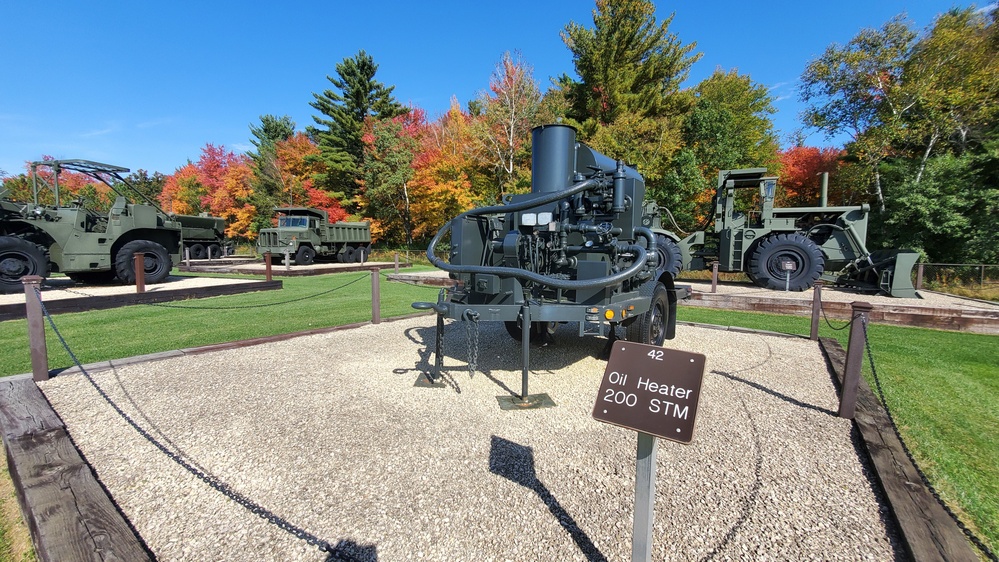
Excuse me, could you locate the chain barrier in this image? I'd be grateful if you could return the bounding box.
[144,273,369,310]
[820,304,854,331]
[33,287,336,555]
[861,318,997,561]
[462,310,479,376]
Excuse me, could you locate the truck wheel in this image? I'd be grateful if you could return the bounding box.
[0,237,49,293]
[207,244,223,259]
[655,234,682,278]
[342,246,356,263]
[189,243,206,259]
[747,233,824,291]
[625,282,669,346]
[295,246,316,266]
[503,320,558,345]
[354,245,368,263]
[114,240,171,285]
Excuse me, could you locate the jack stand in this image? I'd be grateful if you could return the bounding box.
[599,323,620,360]
[412,301,448,388]
[497,301,556,411]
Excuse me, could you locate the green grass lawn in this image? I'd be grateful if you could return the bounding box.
[0,271,995,557]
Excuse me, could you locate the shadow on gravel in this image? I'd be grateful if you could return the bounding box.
[396,322,608,397]
[323,540,378,562]
[711,369,838,417]
[489,435,608,562]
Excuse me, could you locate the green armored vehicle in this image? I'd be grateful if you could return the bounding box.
[256,207,371,265]
[0,159,182,293]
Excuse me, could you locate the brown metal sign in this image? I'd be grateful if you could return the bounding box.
[592,342,706,444]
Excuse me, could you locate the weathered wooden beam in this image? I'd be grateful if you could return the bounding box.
[0,378,151,562]
[818,338,980,562]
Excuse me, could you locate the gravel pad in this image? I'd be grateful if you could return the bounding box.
[38,317,898,561]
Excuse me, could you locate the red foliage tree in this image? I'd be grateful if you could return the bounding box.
[778,146,844,206]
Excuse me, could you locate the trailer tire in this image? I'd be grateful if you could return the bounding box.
[655,234,682,277]
[0,236,49,293]
[504,320,558,345]
[748,233,824,291]
[626,282,669,346]
[189,243,206,259]
[295,246,316,266]
[114,240,171,285]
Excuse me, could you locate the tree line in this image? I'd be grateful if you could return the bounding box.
[3,0,995,264]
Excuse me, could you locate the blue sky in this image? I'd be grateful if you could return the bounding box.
[0,0,973,178]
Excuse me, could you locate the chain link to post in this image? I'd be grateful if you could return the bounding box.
[32,288,337,555]
[861,318,998,562]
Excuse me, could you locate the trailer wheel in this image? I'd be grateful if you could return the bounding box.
[626,282,669,346]
[354,245,368,263]
[504,320,558,345]
[748,233,824,291]
[295,246,316,265]
[0,236,49,293]
[655,234,682,278]
[189,243,206,259]
[114,240,171,285]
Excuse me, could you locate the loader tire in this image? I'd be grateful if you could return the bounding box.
[655,234,682,278]
[747,233,824,291]
[115,240,171,285]
[0,236,49,293]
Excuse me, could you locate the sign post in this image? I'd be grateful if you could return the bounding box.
[592,342,706,561]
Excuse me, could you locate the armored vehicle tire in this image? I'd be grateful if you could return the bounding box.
[189,243,206,259]
[504,320,558,345]
[354,245,368,263]
[625,282,669,346]
[207,244,223,259]
[0,236,49,293]
[66,271,118,285]
[295,246,316,266]
[655,234,682,277]
[114,240,171,285]
[747,233,824,291]
[343,247,356,263]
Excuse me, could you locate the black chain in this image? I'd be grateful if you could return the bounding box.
[144,273,369,310]
[463,310,479,375]
[34,288,336,554]
[821,304,854,331]
[862,318,997,561]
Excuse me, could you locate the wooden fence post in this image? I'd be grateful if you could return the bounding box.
[394,252,400,274]
[916,263,924,290]
[839,301,873,419]
[371,268,381,324]
[810,281,822,341]
[711,261,719,293]
[22,276,49,382]
[264,252,272,282]
[133,252,145,293]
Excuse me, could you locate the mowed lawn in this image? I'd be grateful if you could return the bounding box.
[0,269,995,557]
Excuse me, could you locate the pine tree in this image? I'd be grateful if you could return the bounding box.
[307,50,407,210]
[248,115,296,234]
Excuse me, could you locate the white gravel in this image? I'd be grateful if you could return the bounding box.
[38,315,900,562]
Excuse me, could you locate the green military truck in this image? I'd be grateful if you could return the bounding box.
[0,159,182,292]
[174,213,228,259]
[255,207,371,265]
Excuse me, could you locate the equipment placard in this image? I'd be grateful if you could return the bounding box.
[592,342,706,444]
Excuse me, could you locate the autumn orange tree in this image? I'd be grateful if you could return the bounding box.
[273,132,348,223]
[777,146,844,207]
[160,144,257,240]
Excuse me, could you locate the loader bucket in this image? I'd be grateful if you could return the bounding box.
[878,249,920,298]
[836,249,920,298]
